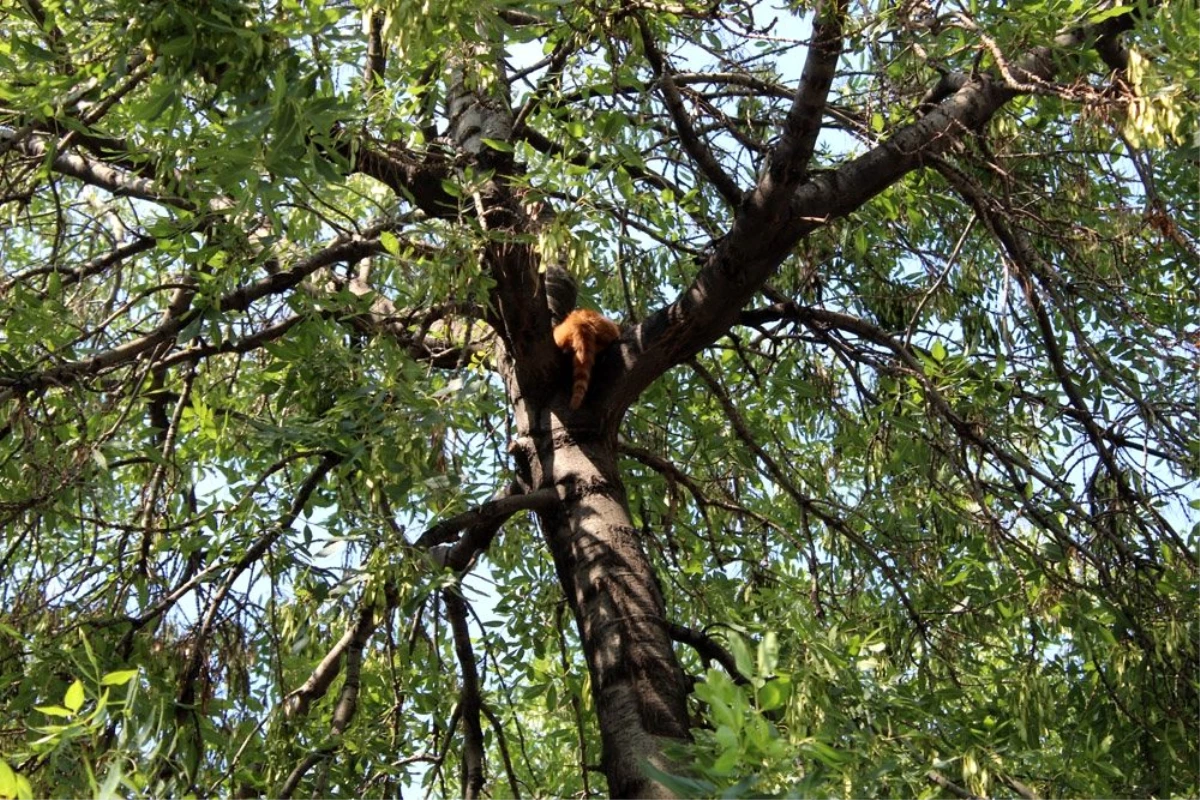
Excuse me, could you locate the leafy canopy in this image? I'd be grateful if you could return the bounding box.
[0,0,1197,797]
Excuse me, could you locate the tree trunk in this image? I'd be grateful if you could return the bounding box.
[510,402,691,797]
[449,39,692,794]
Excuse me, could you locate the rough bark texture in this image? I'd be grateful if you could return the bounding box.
[509,398,690,798]
[542,470,690,798]
[446,49,693,795]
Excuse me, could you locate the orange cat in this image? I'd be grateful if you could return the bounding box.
[553,309,621,409]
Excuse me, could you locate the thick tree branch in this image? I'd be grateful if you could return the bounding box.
[604,72,1011,417]
[283,604,377,721]
[667,622,750,687]
[598,4,1150,421]
[1,129,192,210]
[436,56,567,403]
[278,601,375,798]
[765,0,847,187]
[345,139,459,217]
[415,485,560,550]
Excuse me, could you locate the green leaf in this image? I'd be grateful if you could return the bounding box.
[379,230,401,257]
[0,759,17,799]
[1088,5,1133,23]
[802,740,849,767]
[100,670,139,687]
[35,705,72,718]
[63,680,85,713]
[729,635,754,680]
[758,677,791,712]
[756,630,779,675]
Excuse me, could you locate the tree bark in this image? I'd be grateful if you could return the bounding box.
[510,400,691,798]
[447,41,693,794]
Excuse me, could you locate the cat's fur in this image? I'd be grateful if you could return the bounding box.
[553,309,620,409]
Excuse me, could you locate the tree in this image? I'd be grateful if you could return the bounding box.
[0,0,1196,796]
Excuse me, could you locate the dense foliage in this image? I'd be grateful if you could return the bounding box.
[0,0,1196,797]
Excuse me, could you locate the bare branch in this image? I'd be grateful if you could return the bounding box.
[178,453,342,714]
[666,622,750,687]
[415,484,559,550]
[444,588,485,799]
[636,14,743,207]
